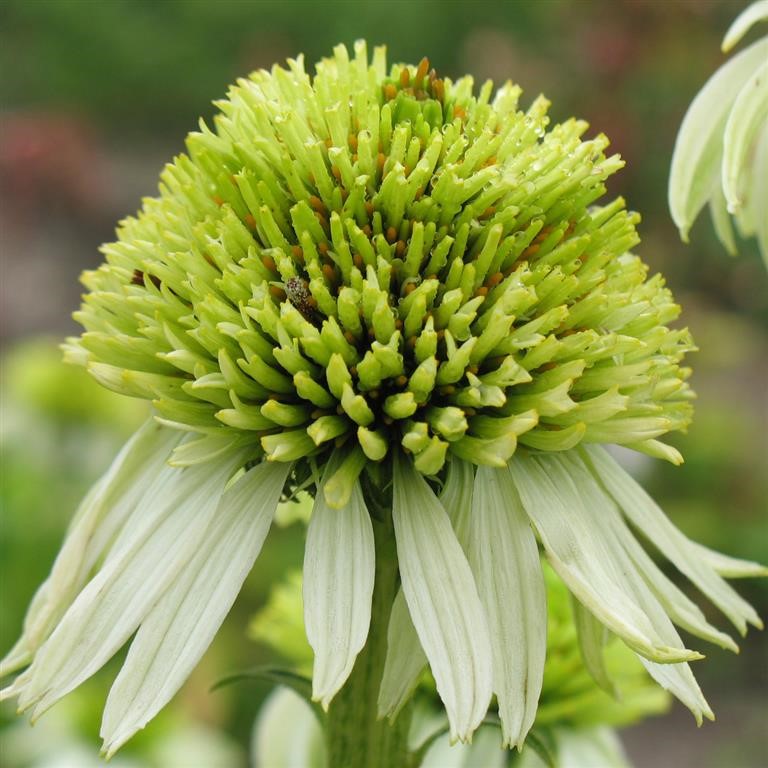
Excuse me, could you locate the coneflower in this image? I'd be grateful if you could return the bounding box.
[1,42,764,766]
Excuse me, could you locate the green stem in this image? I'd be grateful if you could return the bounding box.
[325,502,412,767]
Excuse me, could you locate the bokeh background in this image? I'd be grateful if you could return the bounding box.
[0,1,765,766]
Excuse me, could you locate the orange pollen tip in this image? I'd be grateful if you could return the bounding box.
[400,68,411,88]
[317,241,329,255]
[522,244,540,258]
[262,255,277,272]
[362,224,372,238]
[395,240,406,256]
[244,213,257,230]
[416,57,430,83]
[353,253,364,268]
[269,285,287,300]
[212,195,225,206]
[475,286,489,297]
[322,263,335,281]
[309,195,324,212]
[332,166,342,180]
[344,330,356,344]
[404,283,416,295]
[395,319,404,330]
[383,84,397,100]
[365,202,374,217]
[395,375,408,388]
[386,227,398,243]
[487,271,504,287]
[377,153,386,171]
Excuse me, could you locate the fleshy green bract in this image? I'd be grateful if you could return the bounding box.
[68,41,694,499]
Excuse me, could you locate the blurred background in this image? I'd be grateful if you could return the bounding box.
[0,0,765,766]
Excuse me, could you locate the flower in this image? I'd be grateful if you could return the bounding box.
[669,1,768,265]
[2,42,765,755]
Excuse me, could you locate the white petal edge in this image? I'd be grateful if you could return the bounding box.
[722,60,768,212]
[722,1,768,52]
[668,38,768,240]
[469,466,546,749]
[0,420,181,677]
[100,459,290,755]
[392,453,492,743]
[510,452,701,663]
[9,446,245,717]
[303,454,375,709]
[583,445,764,634]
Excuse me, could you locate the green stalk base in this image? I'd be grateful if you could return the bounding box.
[325,509,412,768]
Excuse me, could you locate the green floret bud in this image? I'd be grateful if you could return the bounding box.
[68,41,695,487]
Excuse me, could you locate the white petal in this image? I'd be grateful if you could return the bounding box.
[708,182,738,256]
[377,589,427,719]
[392,454,492,743]
[510,452,700,663]
[584,445,763,634]
[722,60,768,212]
[722,0,768,52]
[376,458,475,722]
[14,445,245,717]
[668,38,768,239]
[0,420,182,677]
[439,457,475,548]
[571,598,613,694]
[690,541,768,578]
[303,454,375,709]
[251,687,324,768]
[563,455,714,723]
[750,121,768,265]
[638,656,713,726]
[469,466,546,748]
[100,459,290,755]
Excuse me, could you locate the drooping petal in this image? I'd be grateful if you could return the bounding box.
[571,598,614,695]
[100,459,290,755]
[0,419,182,677]
[583,445,764,634]
[9,445,246,718]
[722,61,768,213]
[668,37,768,240]
[392,453,493,743]
[303,452,375,709]
[556,452,714,722]
[468,466,546,749]
[510,452,701,664]
[690,541,768,578]
[722,0,768,52]
[377,588,427,720]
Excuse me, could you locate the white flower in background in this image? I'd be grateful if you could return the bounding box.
[669,1,768,264]
[1,42,765,758]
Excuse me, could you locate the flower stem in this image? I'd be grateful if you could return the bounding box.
[325,500,412,767]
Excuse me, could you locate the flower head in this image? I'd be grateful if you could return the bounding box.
[669,1,768,264]
[2,42,765,756]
